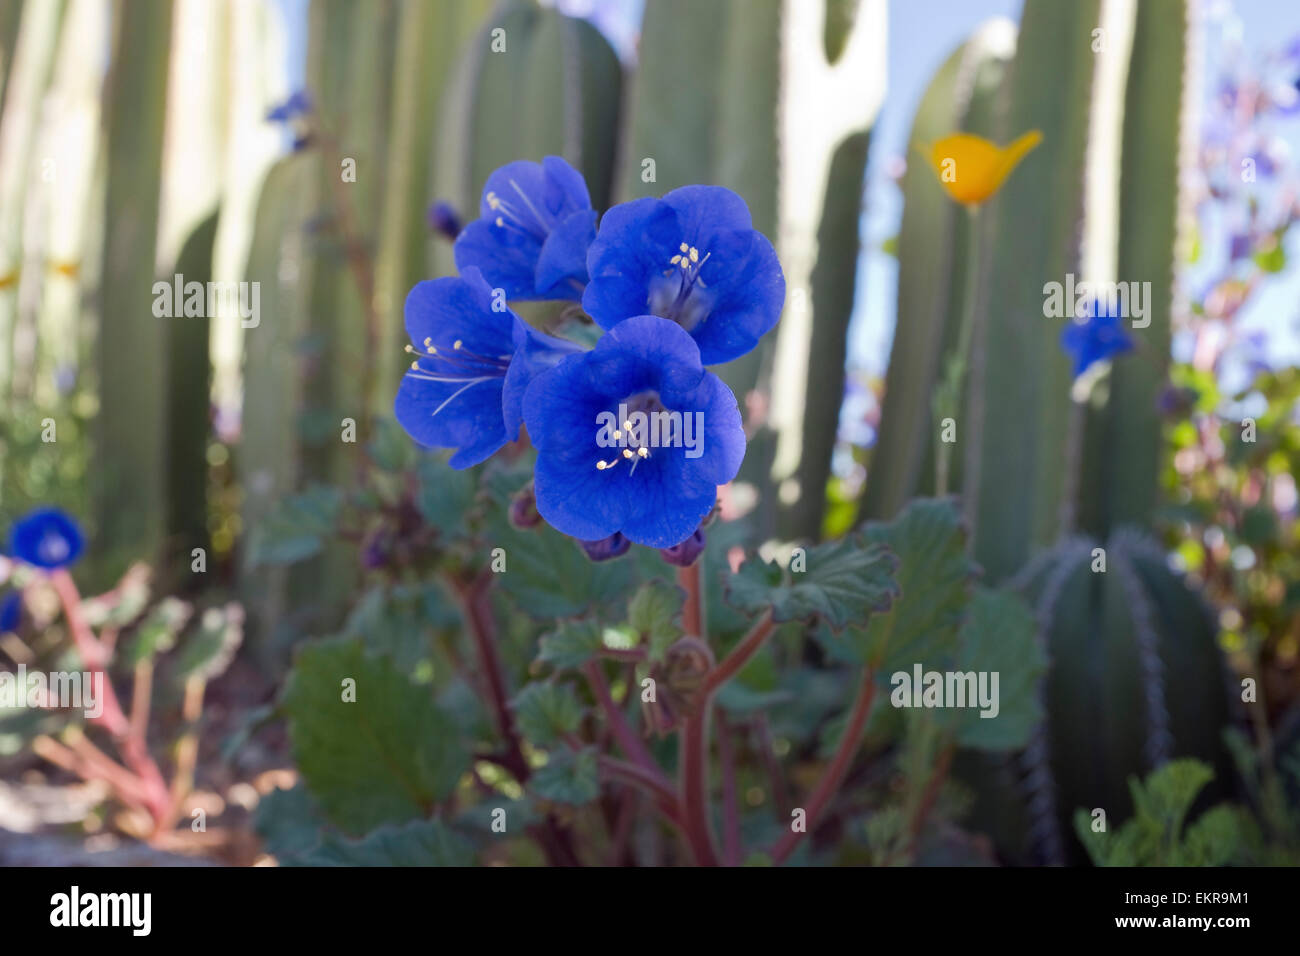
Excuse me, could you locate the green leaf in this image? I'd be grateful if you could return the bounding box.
[627,578,684,662]
[511,682,584,746]
[294,818,477,867]
[415,453,476,530]
[283,636,469,833]
[490,517,631,618]
[342,582,456,672]
[531,748,599,805]
[947,588,1045,750]
[367,416,417,473]
[725,536,899,630]
[254,784,329,863]
[246,485,343,567]
[172,604,244,683]
[536,620,604,670]
[854,498,978,669]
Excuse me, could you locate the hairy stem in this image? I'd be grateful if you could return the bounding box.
[770,668,875,865]
[679,707,720,866]
[703,611,775,697]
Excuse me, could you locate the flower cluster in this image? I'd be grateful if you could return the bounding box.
[395,157,785,552]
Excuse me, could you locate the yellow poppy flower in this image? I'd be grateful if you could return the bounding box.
[922,130,1043,206]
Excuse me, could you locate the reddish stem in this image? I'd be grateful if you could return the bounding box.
[678,562,703,637]
[597,756,681,824]
[49,570,171,824]
[581,660,668,784]
[679,708,720,866]
[769,668,876,866]
[454,574,530,782]
[703,611,775,697]
[715,707,742,866]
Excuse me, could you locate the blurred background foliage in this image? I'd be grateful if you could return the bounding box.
[0,0,1298,866]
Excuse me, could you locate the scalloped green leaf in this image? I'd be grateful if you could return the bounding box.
[511,682,584,747]
[489,516,631,618]
[854,498,978,669]
[536,620,604,670]
[245,485,343,568]
[725,536,900,630]
[946,588,1044,751]
[283,636,468,834]
[531,748,599,806]
[627,578,684,662]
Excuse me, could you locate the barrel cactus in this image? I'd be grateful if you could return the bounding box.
[1006,528,1234,864]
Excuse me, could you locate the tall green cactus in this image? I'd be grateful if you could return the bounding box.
[165,210,219,585]
[93,0,173,582]
[961,0,1102,583]
[1078,0,1190,538]
[859,22,1012,523]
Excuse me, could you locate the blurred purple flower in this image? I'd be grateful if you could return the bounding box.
[267,90,312,124]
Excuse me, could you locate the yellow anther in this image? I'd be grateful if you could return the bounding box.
[637,447,649,458]
[404,344,415,353]
[487,192,501,209]
[453,340,463,349]
[670,255,682,265]
[427,346,437,354]
[623,420,634,431]
[689,247,699,262]
[612,430,622,440]
[495,216,504,227]
[424,337,433,346]
[679,242,689,253]
[622,449,634,459]
[410,361,420,370]
[596,460,609,471]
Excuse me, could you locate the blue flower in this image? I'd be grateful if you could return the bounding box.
[9,507,84,570]
[395,268,578,468]
[583,186,785,365]
[1060,303,1134,379]
[523,315,745,548]
[0,591,20,632]
[453,157,597,302]
[266,90,313,123]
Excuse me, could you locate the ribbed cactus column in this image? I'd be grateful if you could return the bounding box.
[859,21,1014,523]
[1078,0,1192,538]
[93,0,173,581]
[963,0,1102,582]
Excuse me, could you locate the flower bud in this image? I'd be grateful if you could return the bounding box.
[578,532,631,562]
[659,528,706,567]
[509,483,542,529]
[427,201,463,241]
